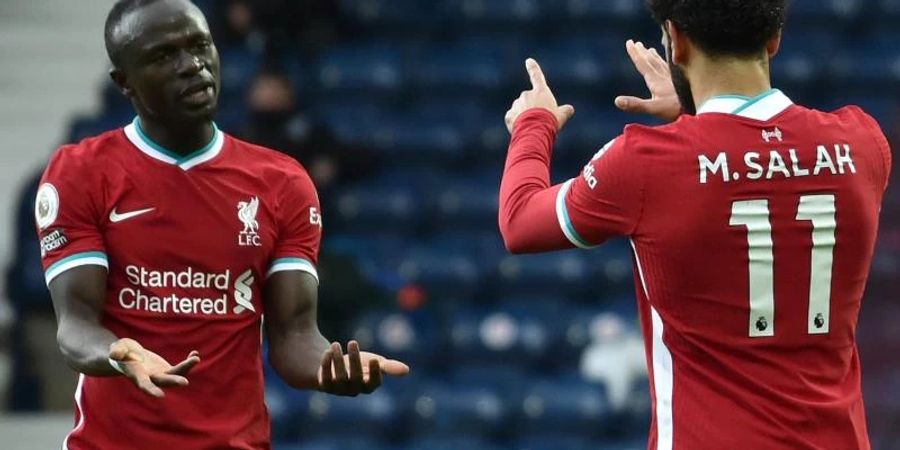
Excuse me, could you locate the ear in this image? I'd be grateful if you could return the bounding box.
[666,20,690,66]
[766,30,783,58]
[109,67,134,98]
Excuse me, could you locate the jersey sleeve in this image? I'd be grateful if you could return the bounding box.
[558,128,645,247]
[499,108,645,252]
[268,163,322,283]
[37,145,108,285]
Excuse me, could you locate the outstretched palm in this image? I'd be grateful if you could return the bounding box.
[109,338,201,398]
[318,341,410,396]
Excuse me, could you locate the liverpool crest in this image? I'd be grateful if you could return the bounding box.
[237,196,261,247]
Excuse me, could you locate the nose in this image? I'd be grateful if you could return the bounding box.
[176,50,204,76]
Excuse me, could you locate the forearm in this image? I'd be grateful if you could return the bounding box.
[499,108,572,253]
[268,327,330,390]
[57,316,121,376]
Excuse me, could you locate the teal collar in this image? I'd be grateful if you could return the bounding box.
[124,117,224,170]
[696,89,793,121]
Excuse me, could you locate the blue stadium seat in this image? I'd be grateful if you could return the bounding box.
[544,0,645,25]
[349,310,441,368]
[531,37,617,89]
[591,439,648,450]
[516,374,611,438]
[412,39,519,92]
[437,0,542,26]
[787,0,865,23]
[277,437,389,450]
[340,0,435,29]
[494,251,591,295]
[430,178,499,230]
[409,379,511,438]
[331,184,424,233]
[265,371,314,441]
[830,36,900,90]
[316,44,405,93]
[295,389,402,440]
[405,435,503,450]
[514,434,594,450]
[218,46,262,98]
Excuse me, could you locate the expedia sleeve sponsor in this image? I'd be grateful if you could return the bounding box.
[40,229,69,257]
[118,265,255,316]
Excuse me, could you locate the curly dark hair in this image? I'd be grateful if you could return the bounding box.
[647,0,787,57]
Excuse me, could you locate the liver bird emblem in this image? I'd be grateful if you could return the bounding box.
[238,196,260,234]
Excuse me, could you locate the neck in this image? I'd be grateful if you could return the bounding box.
[688,54,772,109]
[136,115,216,156]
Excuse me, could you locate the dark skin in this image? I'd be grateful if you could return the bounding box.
[51,0,407,398]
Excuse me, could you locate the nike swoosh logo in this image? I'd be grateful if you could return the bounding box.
[109,207,155,223]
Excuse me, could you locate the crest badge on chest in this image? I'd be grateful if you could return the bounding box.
[237,196,262,247]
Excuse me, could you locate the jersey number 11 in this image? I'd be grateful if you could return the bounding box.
[730,194,837,338]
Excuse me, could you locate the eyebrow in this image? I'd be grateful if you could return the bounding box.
[139,29,210,54]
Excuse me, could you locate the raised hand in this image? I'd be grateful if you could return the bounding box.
[505,58,576,133]
[615,40,681,122]
[318,341,409,396]
[108,337,201,398]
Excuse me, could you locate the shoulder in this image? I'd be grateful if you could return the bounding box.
[829,105,887,135]
[45,128,126,177]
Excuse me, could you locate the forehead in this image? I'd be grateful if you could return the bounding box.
[117,0,210,51]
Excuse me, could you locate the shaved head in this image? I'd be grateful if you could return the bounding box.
[104,0,202,68]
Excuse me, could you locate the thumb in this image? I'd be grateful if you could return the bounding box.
[556,104,575,125]
[109,338,141,361]
[379,358,410,376]
[614,96,654,114]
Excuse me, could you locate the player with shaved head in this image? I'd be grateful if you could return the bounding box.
[38,1,408,449]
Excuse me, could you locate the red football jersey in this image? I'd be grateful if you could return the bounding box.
[36,118,322,450]
[500,90,891,450]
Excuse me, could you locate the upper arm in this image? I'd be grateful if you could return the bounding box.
[48,266,108,330]
[558,133,645,248]
[38,146,110,322]
[266,165,322,282]
[264,163,324,333]
[264,271,319,335]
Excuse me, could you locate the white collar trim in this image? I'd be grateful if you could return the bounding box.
[697,89,793,121]
[123,117,224,170]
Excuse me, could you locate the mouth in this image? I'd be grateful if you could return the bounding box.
[179,80,216,105]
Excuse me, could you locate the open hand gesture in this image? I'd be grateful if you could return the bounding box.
[318,341,409,396]
[108,337,201,398]
[614,40,681,122]
[505,58,576,133]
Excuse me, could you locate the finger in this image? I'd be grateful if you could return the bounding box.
[557,104,576,125]
[319,348,334,390]
[135,373,165,398]
[626,40,655,77]
[167,354,201,376]
[363,358,382,394]
[150,373,189,388]
[647,47,668,72]
[525,58,547,90]
[347,341,365,389]
[614,96,656,114]
[637,42,666,76]
[330,342,349,384]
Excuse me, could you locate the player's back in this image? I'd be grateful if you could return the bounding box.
[628,90,891,449]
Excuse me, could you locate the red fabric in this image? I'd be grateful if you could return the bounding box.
[499,108,571,253]
[39,128,321,450]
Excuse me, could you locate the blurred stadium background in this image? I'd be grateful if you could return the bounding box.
[0,0,898,449]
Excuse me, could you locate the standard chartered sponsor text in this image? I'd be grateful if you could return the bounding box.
[120,265,233,315]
